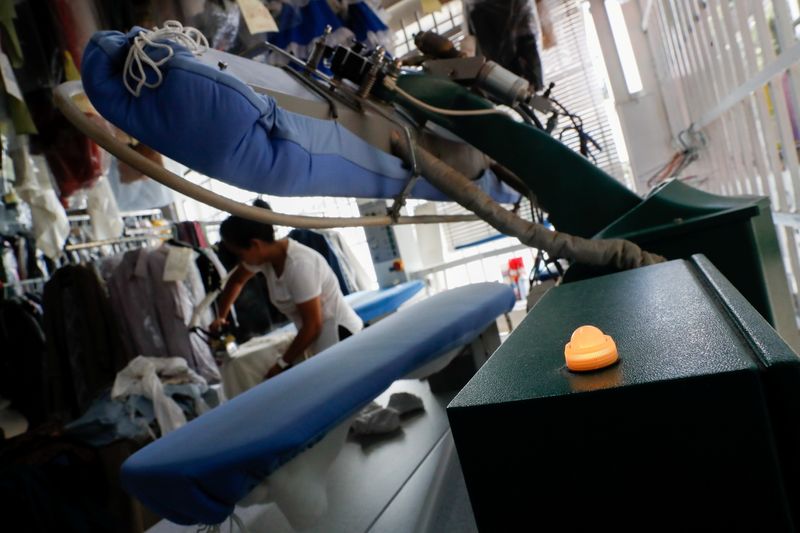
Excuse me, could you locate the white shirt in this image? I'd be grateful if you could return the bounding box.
[243,239,363,354]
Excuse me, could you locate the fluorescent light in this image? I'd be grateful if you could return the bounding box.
[605,0,644,94]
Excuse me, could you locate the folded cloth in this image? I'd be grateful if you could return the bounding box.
[387,391,424,416]
[111,356,208,436]
[350,401,400,436]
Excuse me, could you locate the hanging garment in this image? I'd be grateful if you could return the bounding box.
[145,247,219,383]
[189,0,244,52]
[107,248,168,360]
[0,244,19,285]
[51,0,100,71]
[107,246,221,383]
[3,233,45,281]
[0,297,48,426]
[465,0,544,91]
[12,149,69,260]
[319,229,374,291]
[174,221,210,249]
[27,88,104,201]
[86,177,124,241]
[192,246,234,327]
[287,229,350,295]
[43,264,130,421]
[195,247,226,294]
[341,0,392,51]
[0,433,118,532]
[8,1,62,92]
[192,222,209,248]
[106,158,175,211]
[268,0,355,63]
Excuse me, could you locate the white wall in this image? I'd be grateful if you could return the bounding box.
[589,0,676,193]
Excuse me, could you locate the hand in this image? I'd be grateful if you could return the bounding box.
[210,317,228,334]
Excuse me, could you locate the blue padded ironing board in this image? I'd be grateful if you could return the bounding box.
[344,280,425,323]
[121,282,514,525]
[81,30,519,203]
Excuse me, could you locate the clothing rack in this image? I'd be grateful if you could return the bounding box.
[65,208,173,253]
[63,234,167,252]
[1,277,47,298]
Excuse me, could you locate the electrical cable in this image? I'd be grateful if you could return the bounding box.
[385,77,507,116]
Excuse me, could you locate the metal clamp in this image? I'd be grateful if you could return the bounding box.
[306,25,332,72]
[358,46,386,99]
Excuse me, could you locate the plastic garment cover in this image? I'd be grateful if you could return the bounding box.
[106,158,174,211]
[111,356,208,436]
[82,29,519,204]
[465,0,544,90]
[86,176,123,240]
[192,0,243,51]
[11,147,69,260]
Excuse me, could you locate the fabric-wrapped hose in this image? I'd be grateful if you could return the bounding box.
[391,132,665,270]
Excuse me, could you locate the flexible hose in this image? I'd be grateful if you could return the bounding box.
[391,132,665,270]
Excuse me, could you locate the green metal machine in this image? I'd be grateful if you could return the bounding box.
[448,255,800,531]
[390,74,798,348]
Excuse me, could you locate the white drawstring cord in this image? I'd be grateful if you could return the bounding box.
[196,512,251,533]
[229,513,250,533]
[123,20,209,97]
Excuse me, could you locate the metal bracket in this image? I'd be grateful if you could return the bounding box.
[389,126,421,221]
[282,66,339,119]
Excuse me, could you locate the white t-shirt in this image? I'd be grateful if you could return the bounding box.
[243,239,363,354]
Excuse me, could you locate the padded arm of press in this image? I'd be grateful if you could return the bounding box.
[81,29,519,203]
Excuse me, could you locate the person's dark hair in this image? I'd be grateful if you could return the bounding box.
[219,199,275,249]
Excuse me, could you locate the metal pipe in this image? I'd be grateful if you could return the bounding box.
[65,235,163,251]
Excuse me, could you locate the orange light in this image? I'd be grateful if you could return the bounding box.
[564,325,619,372]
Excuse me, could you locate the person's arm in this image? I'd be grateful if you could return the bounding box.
[265,296,322,378]
[210,265,255,332]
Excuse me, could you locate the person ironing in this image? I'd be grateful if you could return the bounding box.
[211,200,363,377]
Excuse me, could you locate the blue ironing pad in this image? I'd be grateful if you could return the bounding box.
[81,30,519,203]
[120,282,515,525]
[344,280,425,322]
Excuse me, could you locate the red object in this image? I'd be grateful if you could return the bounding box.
[508,257,524,270]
